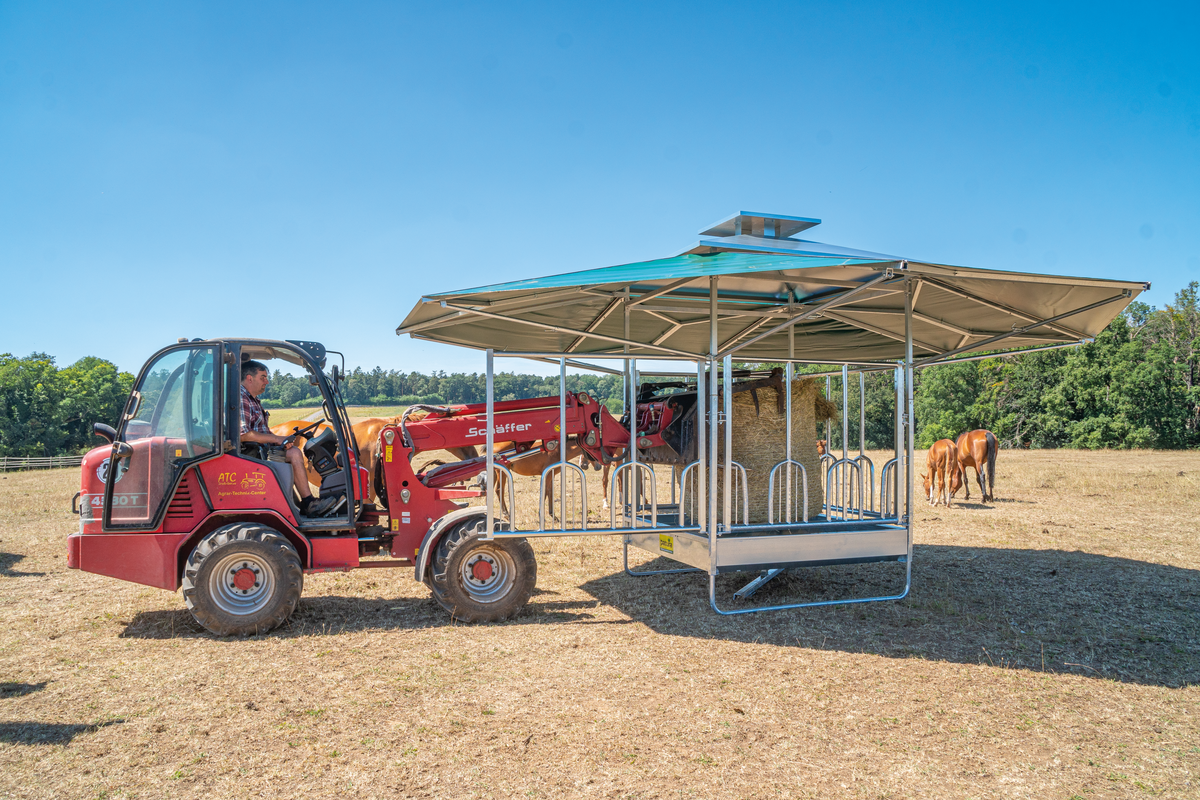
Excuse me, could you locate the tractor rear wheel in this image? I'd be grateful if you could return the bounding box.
[182,523,303,636]
[428,517,536,623]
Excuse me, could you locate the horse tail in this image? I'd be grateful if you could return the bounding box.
[985,430,998,498]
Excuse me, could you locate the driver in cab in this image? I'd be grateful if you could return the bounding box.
[240,360,336,517]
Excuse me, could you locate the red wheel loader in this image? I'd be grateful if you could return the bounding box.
[67,338,668,636]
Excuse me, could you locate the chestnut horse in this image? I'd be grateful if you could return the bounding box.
[920,439,958,507]
[269,419,331,489]
[489,440,592,521]
[271,416,478,505]
[950,429,997,502]
[493,443,639,521]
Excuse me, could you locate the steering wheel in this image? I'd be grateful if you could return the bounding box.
[283,418,326,446]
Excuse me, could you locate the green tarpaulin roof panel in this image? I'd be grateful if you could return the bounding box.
[398,213,1148,365]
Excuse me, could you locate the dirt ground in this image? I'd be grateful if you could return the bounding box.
[1,449,1198,799]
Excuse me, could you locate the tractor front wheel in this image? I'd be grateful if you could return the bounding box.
[428,517,536,623]
[182,523,303,636]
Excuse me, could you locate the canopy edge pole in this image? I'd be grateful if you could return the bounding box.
[486,349,494,539]
[708,276,719,577]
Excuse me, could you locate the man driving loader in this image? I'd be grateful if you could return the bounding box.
[239,360,337,517]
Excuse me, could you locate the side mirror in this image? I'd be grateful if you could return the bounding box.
[93,423,117,443]
[113,442,133,460]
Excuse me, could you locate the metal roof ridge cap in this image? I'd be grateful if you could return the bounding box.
[693,236,905,262]
[699,211,822,239]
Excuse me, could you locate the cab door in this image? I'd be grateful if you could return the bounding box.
[102,345,222,530]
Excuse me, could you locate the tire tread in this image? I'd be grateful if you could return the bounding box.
[181,523,303,636]
[428,517,535,623]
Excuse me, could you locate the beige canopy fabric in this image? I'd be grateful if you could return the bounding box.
[397,214,1148,366]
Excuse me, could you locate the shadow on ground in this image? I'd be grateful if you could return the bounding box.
[0,682,47,699]
[0,719,123,745]
[119,586,611,641]
[117,544,1199,687]
[0,552,44,578]
[581,544,1200,688]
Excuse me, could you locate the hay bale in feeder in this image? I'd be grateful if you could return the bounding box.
[717,375,837,524]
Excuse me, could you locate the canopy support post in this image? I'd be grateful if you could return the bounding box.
[902,278,915,593]
[785,295,794,522]
[485,348,494,539]
[708,277,719,584]
[559,357,567,527]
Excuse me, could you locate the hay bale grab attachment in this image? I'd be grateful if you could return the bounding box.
[69,212,1148,633]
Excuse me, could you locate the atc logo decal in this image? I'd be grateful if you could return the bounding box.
[215,470,269,497]
[240,475,267,491]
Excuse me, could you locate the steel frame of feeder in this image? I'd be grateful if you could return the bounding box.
[469,275,919,615]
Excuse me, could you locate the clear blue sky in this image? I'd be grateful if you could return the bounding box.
[2,1,1197,376]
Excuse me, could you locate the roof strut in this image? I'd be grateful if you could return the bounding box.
[914,291,1131,366]
[627,276,702,306]
[821,310,943,354]
[719,270,898,357]
[439,301,701,358]
[566,298,622,352]
[918,276,1089,340]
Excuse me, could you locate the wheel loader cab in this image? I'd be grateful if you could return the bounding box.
[232,342,360,524]
[99,338,361,533]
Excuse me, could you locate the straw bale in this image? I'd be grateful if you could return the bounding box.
[716,377,836,524]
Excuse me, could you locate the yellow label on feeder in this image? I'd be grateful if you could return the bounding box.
[385,445,393,462]
[659,534,674,554]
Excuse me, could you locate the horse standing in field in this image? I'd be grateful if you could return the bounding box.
[492,442,644,522]
[920,439,958,507]
[950,429,998,502]
[596,448,654,514]
[488,439,588,522]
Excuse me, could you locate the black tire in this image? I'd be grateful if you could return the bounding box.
[181,523,303,636]
[428,517,536,623]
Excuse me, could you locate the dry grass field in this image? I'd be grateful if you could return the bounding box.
[2,449,1198,799]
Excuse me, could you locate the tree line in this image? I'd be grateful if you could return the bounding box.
[3,282,1197,456]
[826,283,1200,451]
[0,354,135,458]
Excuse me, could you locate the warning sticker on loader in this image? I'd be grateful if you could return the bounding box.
[659,534,674,554]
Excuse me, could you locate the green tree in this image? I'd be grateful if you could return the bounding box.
[913,361,982,448]
[0,353,66,456]
[0,353,132,456]
[58,357,135,453]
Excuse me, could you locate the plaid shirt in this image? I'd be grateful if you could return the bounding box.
[240,385,270,435]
